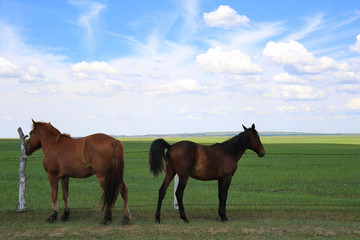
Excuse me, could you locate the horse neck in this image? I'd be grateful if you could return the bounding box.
[222,131,250,161]
[39,130,60,153]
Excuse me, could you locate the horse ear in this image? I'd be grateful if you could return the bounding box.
[32,119,36,125]
[251,123,255,129]
[242,124,247,131]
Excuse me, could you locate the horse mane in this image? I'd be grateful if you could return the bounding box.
[33,121,71,141]
[220,131,250,157]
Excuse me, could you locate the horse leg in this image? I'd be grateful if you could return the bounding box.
[218,178,231,222]
[60,177,70,221]
[175,176,190,223]
[120,182,131,225]
[155,167,176,223]
[96,175,112,225]
[47,174,59,223]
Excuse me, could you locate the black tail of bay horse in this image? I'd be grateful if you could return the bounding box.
[149,124,265,223]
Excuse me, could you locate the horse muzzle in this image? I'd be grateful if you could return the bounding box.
[25,141,32,155]
[258,151,265,157]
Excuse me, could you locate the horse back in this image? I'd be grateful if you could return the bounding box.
[169,141,197,169]
[82,133,123,164]
[45,133,122,178]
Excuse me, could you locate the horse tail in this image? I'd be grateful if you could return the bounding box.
[149,138,171,176]
[100,140,124,215]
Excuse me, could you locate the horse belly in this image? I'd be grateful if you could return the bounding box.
[190,161,219,181]
[58,155,94,178]
[66,166,93,178]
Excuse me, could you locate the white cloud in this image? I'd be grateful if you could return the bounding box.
[243,106,255,112]
[272,73,308,84]
[196,46,262,74]
[331,71,360,84]
[0,58,20,77]
[71,61,116,74]
[347,98,360,110]
[176,108,188,114]
[146,78,207,95]
[70,61,117,79]
[186,114,200,120]
[24,85,60,95]
[338,84,360,94]
[209,110,228,115]
[277,105,297,113]
[104,79,138,91]
[203,5,250,28]
[277,104,316,113]
[0,58,49,83]
[350,33,360,53]
[266,85,325,100]
[20,66,46,83]
[263,40,339,73]
[228,75,262,83]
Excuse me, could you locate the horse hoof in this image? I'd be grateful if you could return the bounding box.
[47,211,58,223]
[122,216,131,225]
[183,218,190,223]
[60,214,70,221]
[101,219,112,225]
[155,218,161,224]
[47,216,57,223]
[61,208,70,221]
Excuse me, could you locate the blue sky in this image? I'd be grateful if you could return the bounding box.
[1,0,360,137]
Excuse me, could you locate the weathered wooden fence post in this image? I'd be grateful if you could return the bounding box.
[173,174,179,210]
[17,127,28,212]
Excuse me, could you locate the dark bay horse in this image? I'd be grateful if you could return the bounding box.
[149,124,265,223]
[25,120,131,225]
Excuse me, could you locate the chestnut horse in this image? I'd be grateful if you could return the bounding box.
[25,120,131,225]
[149,124,265,223]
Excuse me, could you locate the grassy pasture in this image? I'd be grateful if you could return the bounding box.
[0,135,360,239]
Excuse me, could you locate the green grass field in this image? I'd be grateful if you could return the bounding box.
[1,135,360,239]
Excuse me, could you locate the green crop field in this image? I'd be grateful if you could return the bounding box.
[1,135,360,239]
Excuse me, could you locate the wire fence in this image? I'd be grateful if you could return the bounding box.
[1,149,360,212]
[2,151,360,161]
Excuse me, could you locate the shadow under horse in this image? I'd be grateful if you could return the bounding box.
[149,124,265,223]
[25,120,131,225]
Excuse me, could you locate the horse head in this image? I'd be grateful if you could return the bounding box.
[25,119,43,155]
[243,124,265,157]
[26,119,61,155]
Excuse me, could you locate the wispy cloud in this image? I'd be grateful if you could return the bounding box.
[69,0,106,49]
[284,13,325,41]
[177,0,201,41]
